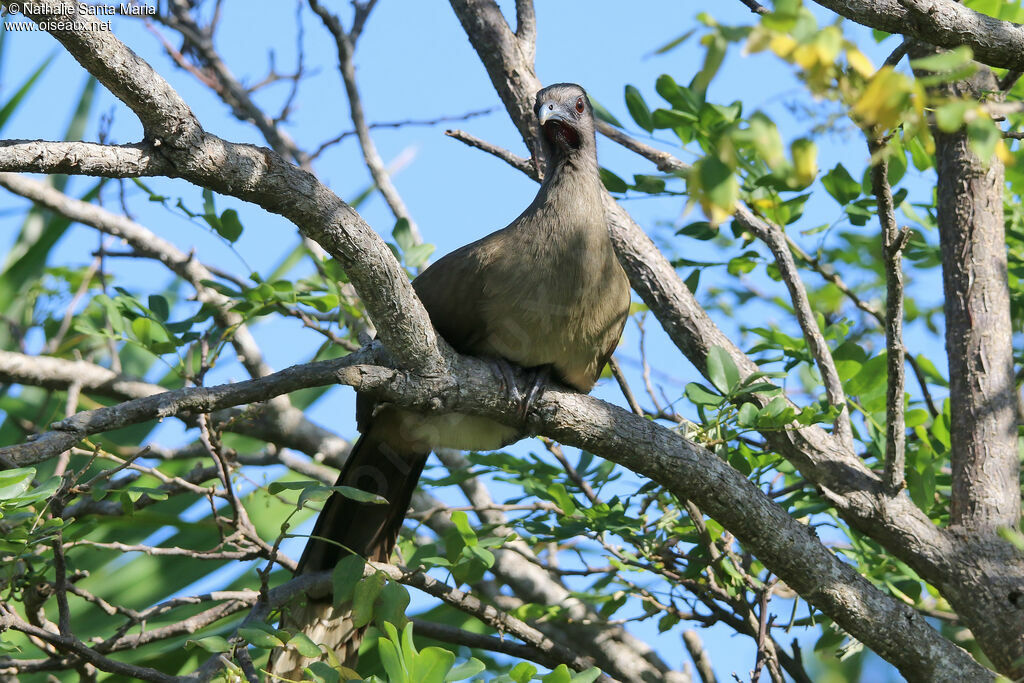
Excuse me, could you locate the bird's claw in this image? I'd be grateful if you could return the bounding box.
[519,366,550,421]
[487,359,550,421]
[489,358,524,405]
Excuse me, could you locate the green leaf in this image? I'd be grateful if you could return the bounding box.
[331,485,388,504]
[510,662,539,683]
[287,632,323,658]
[907,463,936,512]
[632,174,667,194]
[649,29,696,56]
[0,52,55,133]
[707,345,740,394]
[684,269,700,293]
[997,527,1024,552]
[909,46,974,73]
[332,555,366,607]
[685,382,724,407]
[451,510,478,546]
[352,571,387,628]
[570,668,603,683]
[599,168,628,193]
[542,664,573,683]
[624,85,653,132]
[393,218,415,252]
[966,115,1001,162]
[378,634,408,683]
[821,164,861,205]
[655,74,701,114]
[446,658,486,681]
[934,101,971,133]
[239,625,284,649]
[690,33,727,97]
[375,579,411,628]
[759,396,789,421]
[0,467,35,501]
[404,243,435,269]
[588,98,623,128]
[738,403,760,427]
[651,108,698,130]
[547,483,578,516]
[306,661,343,683]
[846,353,888,397]
[676,221,718,240]
[218,209,244,242]
[694,155,738,224]
[186,636,231,653]
[411,647,456,683]
[148,294,170,322]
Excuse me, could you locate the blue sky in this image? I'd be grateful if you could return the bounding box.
[0,1,931,680]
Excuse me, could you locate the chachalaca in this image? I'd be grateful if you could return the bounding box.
[270,83,631,677]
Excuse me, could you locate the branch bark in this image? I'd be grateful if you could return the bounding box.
[810,0,1024,72]
[912,53,1020,531]
[867,138,908,494]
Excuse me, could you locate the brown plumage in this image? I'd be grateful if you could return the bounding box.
[270,83,630,677]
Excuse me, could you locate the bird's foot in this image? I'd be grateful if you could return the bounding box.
[519,365,550,421]
[486,359,550,421]
[488,357,524,406]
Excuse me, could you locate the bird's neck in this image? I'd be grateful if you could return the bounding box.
[538,148,601,206]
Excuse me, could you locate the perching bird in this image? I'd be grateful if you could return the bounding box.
[270,83,631,676]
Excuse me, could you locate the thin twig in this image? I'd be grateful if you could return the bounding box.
[868,137,908,494]
[609,356,644,417]
[734,205,852,448]
[445,128,537,179]
[736,0,769,14]
[309,0,423,243]
[310,107,497,159]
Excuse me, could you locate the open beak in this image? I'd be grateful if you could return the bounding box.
[537,102,570,126]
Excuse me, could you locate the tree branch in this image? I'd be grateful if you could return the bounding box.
[810,0,1024,72]
[867,138,908,494]
[733,205,853,448]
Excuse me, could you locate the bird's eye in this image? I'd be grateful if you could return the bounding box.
[575,97,585,114]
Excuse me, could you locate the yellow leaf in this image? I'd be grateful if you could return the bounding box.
[997,139,1015,166]
[846,48,875,77]
[791,138,819,187]
[851,67,915,130]
[770,34,797,60]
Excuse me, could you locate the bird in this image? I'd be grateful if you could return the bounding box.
[270,83,631,677]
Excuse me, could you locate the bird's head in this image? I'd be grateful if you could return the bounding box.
[534,83,596,163]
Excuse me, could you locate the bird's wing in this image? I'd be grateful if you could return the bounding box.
[412,235,500,354]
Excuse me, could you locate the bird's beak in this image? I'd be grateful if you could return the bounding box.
[537,103,570,126]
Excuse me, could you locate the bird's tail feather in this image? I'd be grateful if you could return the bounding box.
[269,421,428,679]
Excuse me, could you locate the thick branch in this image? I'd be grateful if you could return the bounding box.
[336,363,990,681]
[0,337,990,679]
[0,351,372,467]
[0,140,169,177]
[913,54,1019,532]
[0,606,176,683]
[811,0,1024,72]
[448,0,541,158]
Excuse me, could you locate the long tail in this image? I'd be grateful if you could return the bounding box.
[269,418,428,679]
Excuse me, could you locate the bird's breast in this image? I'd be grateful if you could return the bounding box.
[479,216,629,391]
